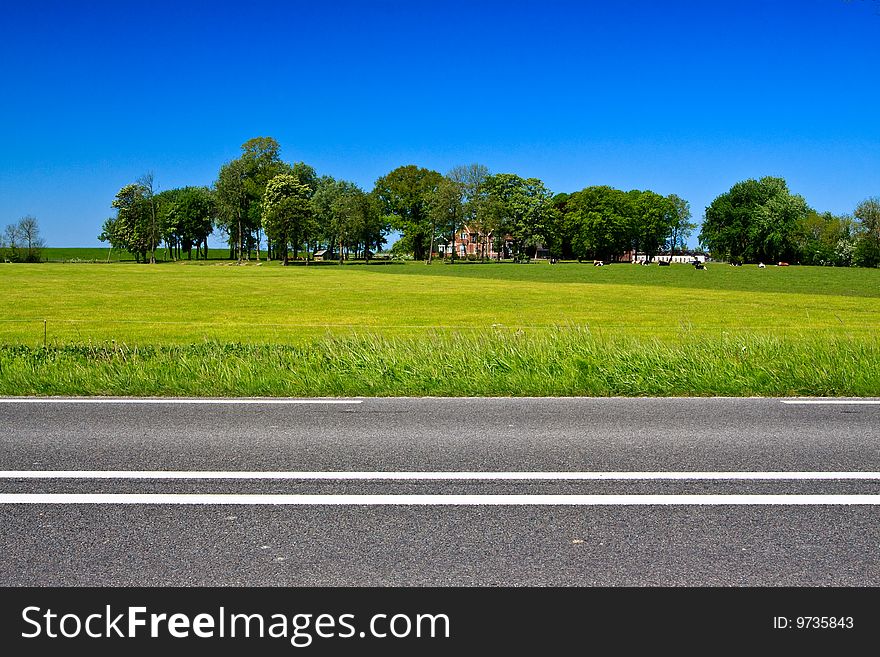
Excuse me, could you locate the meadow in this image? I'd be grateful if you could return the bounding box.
[1,259,878,396]
[41,247,239,263]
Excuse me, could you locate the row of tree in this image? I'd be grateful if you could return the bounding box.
[100,138,386,264]
[99,137,696,265]
[699,177,880,267]
[100,174,212,264]
[1,215,45,262]
[548,188,693,262]
[98,137,879,267]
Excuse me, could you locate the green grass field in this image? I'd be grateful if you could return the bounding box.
[1,260,878,343]
[1,260,878,396]
[40,247,239,262]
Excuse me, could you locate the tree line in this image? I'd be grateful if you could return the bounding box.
[699,176,880,267]
[97,136,879,267]
[100,138,385,265]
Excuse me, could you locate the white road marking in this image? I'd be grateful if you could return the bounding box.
[782,400,880,405]
[0,493,878,505]
[0,398,361,405]
[2,471,879,480]
[1,398,876,405]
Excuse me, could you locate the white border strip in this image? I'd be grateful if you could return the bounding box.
[2,471,879,481]
[2,399,878,405]
[1,493,878,505]
[781,400,880,405]
[0,399,361,405]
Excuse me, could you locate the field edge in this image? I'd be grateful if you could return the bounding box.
[1,332,877,398]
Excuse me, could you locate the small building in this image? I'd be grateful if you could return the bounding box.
[314,249,333,261]
[632,253,706,264]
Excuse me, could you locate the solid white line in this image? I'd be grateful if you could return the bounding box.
[782,400,880,405]
[0,493,878,505]
[2,471,879,481]
[0,399,361,405]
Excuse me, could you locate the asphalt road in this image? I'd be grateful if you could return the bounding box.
[1,397,879,586]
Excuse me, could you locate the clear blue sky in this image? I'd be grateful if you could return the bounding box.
[1,0,878,247]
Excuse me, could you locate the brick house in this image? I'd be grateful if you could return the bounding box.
[437,225,549,260]
[437,226,508,259]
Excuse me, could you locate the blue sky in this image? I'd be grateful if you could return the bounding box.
[1,0,878,247]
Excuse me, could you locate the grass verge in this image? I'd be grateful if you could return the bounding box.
[1,330,877,397]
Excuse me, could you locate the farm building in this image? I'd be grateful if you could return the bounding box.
[437,225,549,260]
[631,253,707,264]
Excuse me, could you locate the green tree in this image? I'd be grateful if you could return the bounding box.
[565,186,632,261]
[480,173,552,262]
[797,210,857,266]
[240,137,289,261]
[215,158,249,262]
[157,186,215,260]
[312,175,342,259]
[428,177,464,263]
[107,182,153,262]
[334,185,376,261]
[700,176,809,263]
[155,187,182,259]
[363,192,389,258]
[665,194,695,259]
[98,217,121,259]
[289,162,321,257]
[627,190,676,261]
[373,165,443,261]
[313,177,382,263]
[261,174,313,265]
[447,164,490,260]
[137,172,160,263]
[241,136,282,172]
[214,137,297,262]
[543,192,571,259]
[291,162,319,195]
[852,197,880,267]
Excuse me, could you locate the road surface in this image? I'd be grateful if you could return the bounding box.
[1,397,878,586]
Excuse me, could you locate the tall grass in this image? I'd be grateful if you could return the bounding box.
[1,330,877,397]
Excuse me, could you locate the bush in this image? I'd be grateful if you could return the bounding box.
[853,237,880,268]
